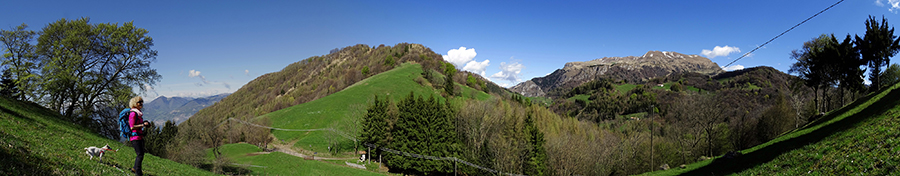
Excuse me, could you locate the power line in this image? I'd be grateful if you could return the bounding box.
[722,0,845,68]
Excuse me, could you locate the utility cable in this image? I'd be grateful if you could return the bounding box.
[722,0,844,68]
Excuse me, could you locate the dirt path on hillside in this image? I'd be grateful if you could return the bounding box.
[269,141,356,160]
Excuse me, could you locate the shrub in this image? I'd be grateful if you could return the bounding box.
[362,66,369,76]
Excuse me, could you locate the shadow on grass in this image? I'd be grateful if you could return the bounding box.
[682,87,900,175]
[0,129,63,175]
[799,89,883,131]
[196,163,253,175]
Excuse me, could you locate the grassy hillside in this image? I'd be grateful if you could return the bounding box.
[261,63,489,155]
[207,143,385,175]
[0,96,215,175]
[644,83,900,175]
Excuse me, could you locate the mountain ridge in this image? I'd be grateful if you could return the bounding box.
[143,93,230,124]
[511,51,723,97]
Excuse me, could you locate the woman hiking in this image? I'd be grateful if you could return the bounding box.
[127,96,151,175]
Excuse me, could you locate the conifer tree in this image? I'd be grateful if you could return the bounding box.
[361,95,392,161]
[444,63,456,96]
[523,111,550,176]
[856,15,900,91]
[0,69,21,99]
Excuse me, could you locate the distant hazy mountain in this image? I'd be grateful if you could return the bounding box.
[142,93,230,125]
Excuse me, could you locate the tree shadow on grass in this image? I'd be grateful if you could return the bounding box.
[196,163,253,175]
[682,87,900,175]
[0,129,64,175]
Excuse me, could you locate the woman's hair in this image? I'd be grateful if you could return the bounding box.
[129,96,144,108]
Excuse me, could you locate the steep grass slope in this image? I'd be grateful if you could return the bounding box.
[0,96,215,175]
[260,62,489,154]
[645,83,900,175]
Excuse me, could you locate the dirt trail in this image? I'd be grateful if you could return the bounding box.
[269,141,356,160]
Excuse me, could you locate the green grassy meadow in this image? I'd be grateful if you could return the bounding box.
[262,63,489,156]
[0,96,215,176]
[207,143,385,175]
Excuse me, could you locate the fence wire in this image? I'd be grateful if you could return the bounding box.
[225,117,525,176]
[363,143,526,176]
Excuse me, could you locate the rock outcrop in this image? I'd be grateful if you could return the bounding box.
[511,51,723,97]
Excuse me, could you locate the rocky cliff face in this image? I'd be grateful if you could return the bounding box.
[511,51,723,97]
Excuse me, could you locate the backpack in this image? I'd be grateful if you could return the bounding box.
[118,108,138,139]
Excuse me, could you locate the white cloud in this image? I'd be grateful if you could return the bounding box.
[188,69,210,86]
[244,69,250,76]
[491,59,525,84]
[701,46,741,58]
[876,0,900,13]
[463,59,490,76]
[722,65,745,71]
[864,79,872,85]
[443,47,478,68]
[188,70,201,78]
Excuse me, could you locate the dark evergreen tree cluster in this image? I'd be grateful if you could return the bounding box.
[360,95,394,161]
[144,120,179,158]
[361,92,460,175]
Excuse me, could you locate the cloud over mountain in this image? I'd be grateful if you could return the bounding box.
[464,59,490,75]
[443,47,478,68]
[445,47,491,76]
[491,60,525,85]
[722,65,745,71]
[701,45,741,58]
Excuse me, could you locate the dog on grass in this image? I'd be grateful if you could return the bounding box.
[84,144,117,162]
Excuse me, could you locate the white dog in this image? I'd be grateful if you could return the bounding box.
[84,144,117,162]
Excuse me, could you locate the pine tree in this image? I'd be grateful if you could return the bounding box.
[0,69,21,99]
[444,63,456,96]
[523,111,550,176]
[361,95,391,161]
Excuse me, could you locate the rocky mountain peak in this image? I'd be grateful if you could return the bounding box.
[511,51,723,97]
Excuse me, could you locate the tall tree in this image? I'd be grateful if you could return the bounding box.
[0,24,39,101]
[35,18,161,137]
[523,111,550,176]
[444,63,456,96]
[361,95,392,161]
[856,15,900,91]
[789,34,831,112]
[815,34,865,104]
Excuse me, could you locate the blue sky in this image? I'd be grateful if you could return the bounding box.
[2,0,897,101]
